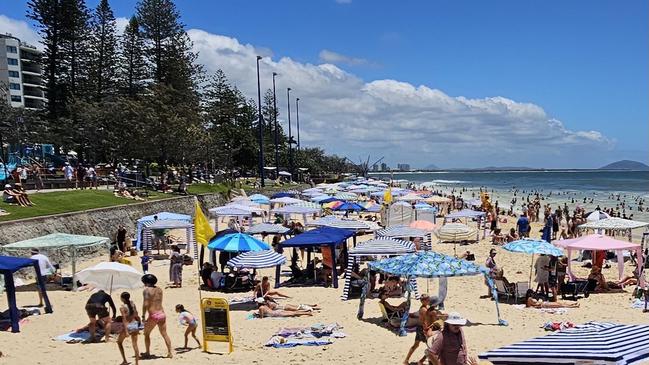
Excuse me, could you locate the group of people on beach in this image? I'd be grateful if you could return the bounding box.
[79,274,199,364]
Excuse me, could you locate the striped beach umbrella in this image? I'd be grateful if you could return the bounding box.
[479,322,649,365]
[227,250,286,269]
[376,225,428,238]
[334,192,358,201]
[207,233,271,252]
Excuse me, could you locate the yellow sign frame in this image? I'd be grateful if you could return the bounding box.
[200,297,233,353]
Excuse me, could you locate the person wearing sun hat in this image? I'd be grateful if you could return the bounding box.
[427,312,478,365]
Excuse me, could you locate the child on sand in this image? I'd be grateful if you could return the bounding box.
[141,251,152,274]
[175,304,201,349]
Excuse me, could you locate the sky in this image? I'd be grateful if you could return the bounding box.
[1,0,647,169]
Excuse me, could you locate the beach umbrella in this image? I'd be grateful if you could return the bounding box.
[333,202,366,212]
[270,192,296,199]
[323,201,343,210]
[409,220,437,231]
[319,197,343,204]
[586,210,611,222]
[414,202,434,210]
[302,187,323,194]
[227,250,286,269]
[74,262,143,294]
[207,233,271,252]
[310,216,372,231]
[434,223,476,241]
[245,223,290,235]
[424,195,452,204]
[578,217,649,231]
[334,192,358,201]
[369,250,488,278]
[248,193,270,204]
[479,322,649,365]
[310,194,333,203]
[503,238,564,285]
[377,225,428,238]
[288,201,320,209]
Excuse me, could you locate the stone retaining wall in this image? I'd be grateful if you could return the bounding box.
[0,193,226,245]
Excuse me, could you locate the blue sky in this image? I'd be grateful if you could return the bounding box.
[2,0,647,168]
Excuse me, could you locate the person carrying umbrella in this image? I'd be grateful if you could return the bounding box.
[85,289,117,343]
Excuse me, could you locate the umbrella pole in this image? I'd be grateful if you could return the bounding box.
[528,253,534,288]
[110,275,114,296]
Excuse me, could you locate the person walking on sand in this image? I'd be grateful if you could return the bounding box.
[141,274,173,359]
[175,304,201,349]
[117,292,141,365]
[404,295,431,365]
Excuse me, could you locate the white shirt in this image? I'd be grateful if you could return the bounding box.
[30,253,55,275]
[63,165,74,178]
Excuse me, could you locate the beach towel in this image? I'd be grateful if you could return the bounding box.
[54,330,104,343]
[541,321,575,331]
[265,323,346,348]
[513,304,568,315]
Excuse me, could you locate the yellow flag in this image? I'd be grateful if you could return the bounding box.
[383,186,392,204]
[194,200,215,246]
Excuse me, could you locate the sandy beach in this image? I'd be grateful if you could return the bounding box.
[1,214,646,365]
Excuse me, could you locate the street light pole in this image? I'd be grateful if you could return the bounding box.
[286,87,293,178]
[256,56,265,187]
[296,97,301,151]
[272,72,279,178]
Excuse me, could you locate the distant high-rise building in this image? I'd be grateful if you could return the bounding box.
[380,162,388,171]
[397,163,411,171]
[0,34,46,109]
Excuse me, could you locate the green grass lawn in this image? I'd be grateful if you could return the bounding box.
[187,183,231,195]
[0,189,170,222]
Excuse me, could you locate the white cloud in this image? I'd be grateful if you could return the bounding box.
[188,29,614,168]
[0,15,41,48]
[318,49,368,66]
[0,14,616,168]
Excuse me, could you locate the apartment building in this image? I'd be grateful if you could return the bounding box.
[0,34,46,109]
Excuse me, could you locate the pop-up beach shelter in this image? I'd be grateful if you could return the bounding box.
[277,226,355,289]
[357,251,505,336]
[141,219,197,259]
[554,234,644,285]
[136,212,191,249]
[578,217,649,242]
[0,233,110,289]
[0,256,53,332]
[341,238,417,300]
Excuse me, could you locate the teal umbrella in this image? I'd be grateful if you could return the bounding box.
[503,239,564,285]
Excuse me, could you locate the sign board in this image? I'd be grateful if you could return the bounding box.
[200,297,233,353]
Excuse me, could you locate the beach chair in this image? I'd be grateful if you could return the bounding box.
[514,281,529,303]
[494,279,513,303]
[378,302,401,323]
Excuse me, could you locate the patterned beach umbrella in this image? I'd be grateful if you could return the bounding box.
[207,233,271,252]
[334,192,358,201]
[227,250,286,269]
[368,250,488,278]
[503,239,563,256]
[479,322,649,365]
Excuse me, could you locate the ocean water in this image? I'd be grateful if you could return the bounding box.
[369,170,649,230]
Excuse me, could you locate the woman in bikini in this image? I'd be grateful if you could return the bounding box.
[117,292,141,365]
[254,276,290,299]
[141,274,173,359]
[525,289,579,308]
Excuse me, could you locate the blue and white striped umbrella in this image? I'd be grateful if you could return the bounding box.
[226,250,286,269]
[376,225,429,238]
[207,233,271,252]
[479,322,649,365]
[503,239,564,256]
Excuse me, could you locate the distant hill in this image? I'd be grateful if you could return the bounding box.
[599,160,649,171]
[424,163,439,170]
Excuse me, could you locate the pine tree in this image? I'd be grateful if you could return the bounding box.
[27,0,66,119]
[119,16,147,97]
[136,0,199,90]
[88,0,119,100]
[59,0,91,97]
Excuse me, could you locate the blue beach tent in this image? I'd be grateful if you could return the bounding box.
[0,256,53,332]
[277,227,355,289]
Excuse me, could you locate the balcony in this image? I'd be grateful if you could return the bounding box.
[23,85,45,98]
[24,98,45,110]
[20,63,41,74]
[22,75,43,87]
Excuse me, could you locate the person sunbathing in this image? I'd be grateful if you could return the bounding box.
[525,290,579,308]
[617,272,639,287]
[257,303,313,318]
[254,276,290,299]
[263,298,320,312]
[379,289,410,319]
[75,316,124,334]
[586,266,624,293]
[381,276,405,297]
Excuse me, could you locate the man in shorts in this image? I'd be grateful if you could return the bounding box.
[85,290,116,342]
